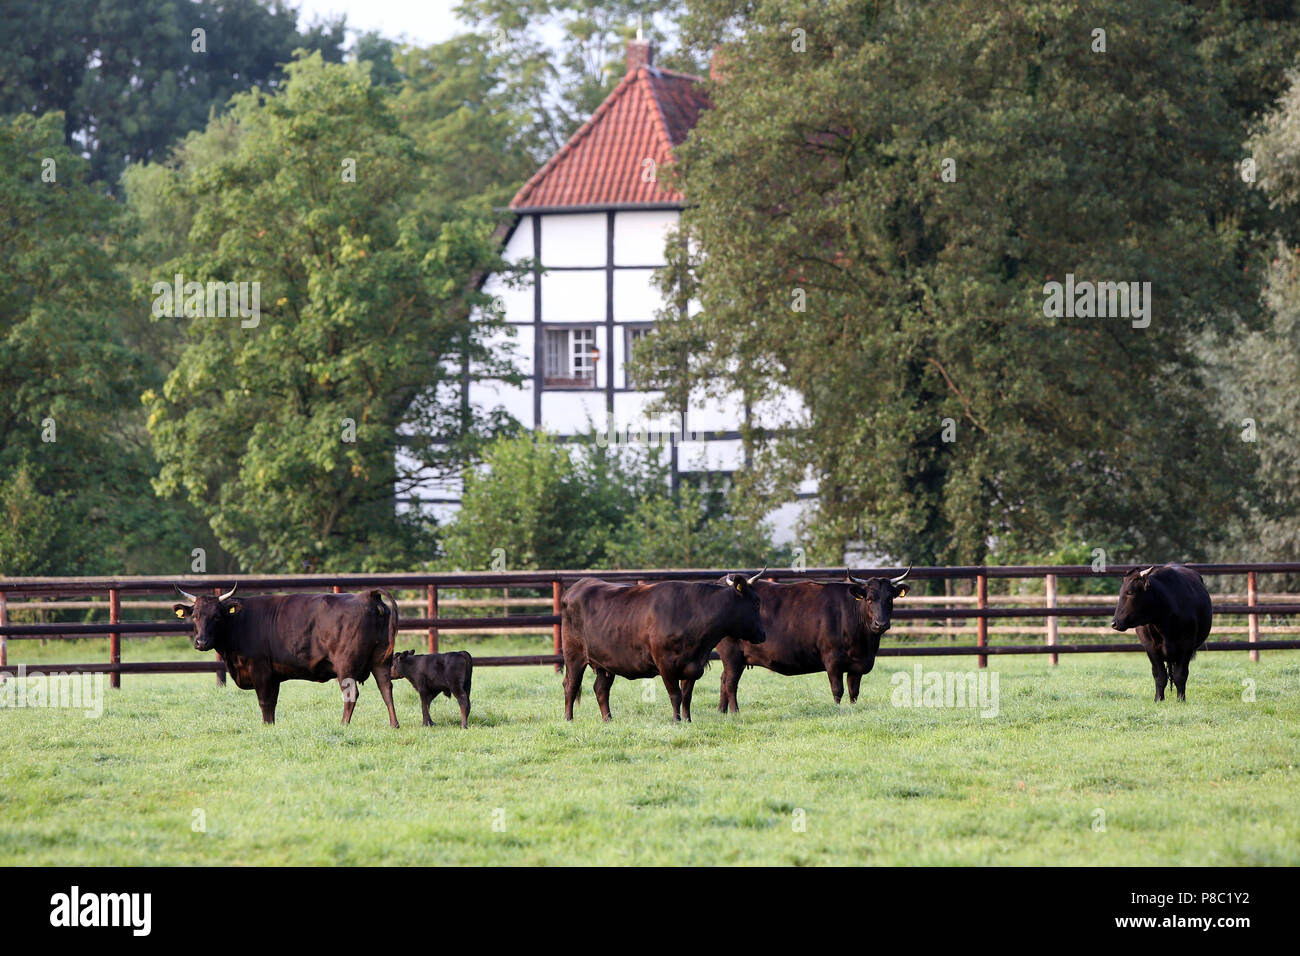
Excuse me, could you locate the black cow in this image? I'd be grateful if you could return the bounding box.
[686,568,910,712]
[175,584,399,726]
[1110,564,1213,701]
[561,569,767,722]
[390,650,473,728]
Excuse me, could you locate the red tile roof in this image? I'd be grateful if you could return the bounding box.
[509,67,711,210]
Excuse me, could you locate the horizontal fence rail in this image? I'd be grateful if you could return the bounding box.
[2,563,1299,683]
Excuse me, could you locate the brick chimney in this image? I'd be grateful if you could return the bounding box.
[626,25,652,74]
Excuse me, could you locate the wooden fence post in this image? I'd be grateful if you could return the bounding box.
[0,589,7,681]
[427,585,438,653]
[109,587,121,689]
[1248,571,1259,663]
[553,580,563,671]
[976,573,987,669]
[1045,573,1058,666]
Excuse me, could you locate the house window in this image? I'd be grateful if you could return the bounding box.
[625,324,654,358]
[543,326,598,388]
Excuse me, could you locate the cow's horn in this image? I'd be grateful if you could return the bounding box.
[175,585,198,606]
[890,566,912,586]
[746,564,768,585]
[218,583,238,601]
[1138,566,1156,579]
[724,574,736,586]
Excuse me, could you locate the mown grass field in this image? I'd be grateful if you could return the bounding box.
[2,634,1297,865]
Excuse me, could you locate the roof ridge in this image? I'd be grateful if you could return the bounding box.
[647,65,707,83]
[639,68,679,165]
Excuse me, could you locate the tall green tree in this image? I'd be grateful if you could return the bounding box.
[1205,68,1300,566]
[636,0,1294,565]
[0,112,166,574]
[455,0,702,154]
[389,34,546,214]
[142,54,515,572]
[0,0,345,184]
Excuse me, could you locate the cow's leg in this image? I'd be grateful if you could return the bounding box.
[1147,652,1168,702]
[563,657,587,721]
[255,673,280,725]
[847,672,862,704]
[420,691,434,727]
[593,668,615,722]
[827,669,845,704]
[372,662,399,728]
[454,690,470,729]
[680,678,695,723]
[720,664,741,713]
[340,675,359,725]
[662,675,683,722]
[682,679,698,715]
[1170,656,1191,702]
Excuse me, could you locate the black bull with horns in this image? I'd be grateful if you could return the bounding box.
[685,567,912,712]
[174,584,400,726]
[1110,563,1212,702]
[561,567,769,722]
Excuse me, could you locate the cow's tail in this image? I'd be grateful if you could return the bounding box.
[369,588,399,659]
[461,651,473,695]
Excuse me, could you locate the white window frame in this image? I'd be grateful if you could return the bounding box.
[542,325,599,389]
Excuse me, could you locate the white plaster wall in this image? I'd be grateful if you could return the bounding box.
[677,438,744,473]
[612,269,663,323]
[540,212,606,266]
[503,216,533,261]
[613,209,677,265]
[541,270,605,323]
[541,390,608,434]
[481,272,533,325]
[689,393,745,434]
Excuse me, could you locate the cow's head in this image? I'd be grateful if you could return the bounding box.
[174,584,240,651]
[845,566,911,636]
[722,567,768,644]
[390,649,415,679]
[1111,566,1159,631]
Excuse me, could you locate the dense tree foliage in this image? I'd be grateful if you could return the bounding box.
[456,0,704,154]
[140,55,514,572]
[634,0,1300,566]
[442,432,779,570]
[0,0,345,185]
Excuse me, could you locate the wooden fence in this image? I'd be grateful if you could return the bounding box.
[3,563,1300,685]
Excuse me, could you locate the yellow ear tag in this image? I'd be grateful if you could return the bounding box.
[735,582,744,592]
[227,606,238,614]
[897,587,909,598]
[175,609,185,618]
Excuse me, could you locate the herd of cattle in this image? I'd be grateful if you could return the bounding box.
[171,562,1214,726]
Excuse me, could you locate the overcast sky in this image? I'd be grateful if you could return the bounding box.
[294,0,468,48]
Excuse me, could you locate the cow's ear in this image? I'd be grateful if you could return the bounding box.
[894,584,909,598]
[849,584,866,601]
[225,602,242,615]
[734,579,745,593]
[173,604,191,619]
